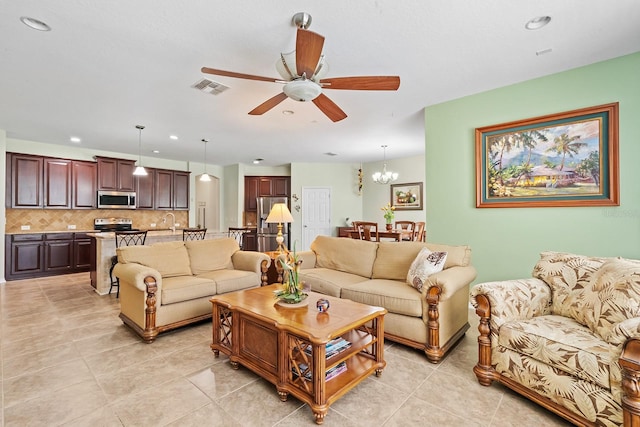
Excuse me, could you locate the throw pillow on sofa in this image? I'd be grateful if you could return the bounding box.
[406,247,447,292]
[117,241,192,278]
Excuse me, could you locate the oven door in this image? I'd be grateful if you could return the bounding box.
[97,191,136,209]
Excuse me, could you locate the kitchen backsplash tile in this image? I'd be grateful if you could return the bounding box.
[5,209,188,233]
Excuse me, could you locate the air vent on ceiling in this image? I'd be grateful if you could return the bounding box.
[192,78,230,95]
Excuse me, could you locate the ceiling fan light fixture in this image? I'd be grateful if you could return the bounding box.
[283,79,321,102]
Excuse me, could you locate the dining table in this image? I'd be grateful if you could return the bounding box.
[347,229,405,241]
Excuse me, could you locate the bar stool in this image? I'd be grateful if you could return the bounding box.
[109,230,148,297]
[228,227,250,249]
[183,228,207,241]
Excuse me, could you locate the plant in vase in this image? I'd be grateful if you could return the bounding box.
[274,245,307,304]
[381,202,395,231]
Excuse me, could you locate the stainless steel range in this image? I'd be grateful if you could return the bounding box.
[94,218,136,232]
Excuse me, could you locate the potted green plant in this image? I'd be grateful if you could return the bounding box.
[381,202,395,231]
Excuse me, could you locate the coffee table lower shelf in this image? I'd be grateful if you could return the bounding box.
[210,287,386,424]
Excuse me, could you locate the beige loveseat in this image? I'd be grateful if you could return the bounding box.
[471,251,640,426]
[293,236,477,363]
[113,238,270,342]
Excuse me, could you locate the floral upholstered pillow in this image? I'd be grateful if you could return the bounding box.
[406,247,447,292]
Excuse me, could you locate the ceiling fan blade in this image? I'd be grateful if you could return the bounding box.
[296,28,325,78]
[319,76,401,90]
[312,93,347,122]
[201,67,280,83]
[248,92,288,115]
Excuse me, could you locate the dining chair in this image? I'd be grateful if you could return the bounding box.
[183,228,207,241]
[414,222,426,242]
[395,221,416,241]
[109,230,148,297]
[228,227,250,250]
[353,221,379,241]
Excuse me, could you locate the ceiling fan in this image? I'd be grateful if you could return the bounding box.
[201,12,400,122]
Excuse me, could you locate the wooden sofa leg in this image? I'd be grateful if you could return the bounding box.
[620,339,640,426]
[142,277,159,343]
[424,287,442,364]
[473,294,494,386]
[261,259,269,286]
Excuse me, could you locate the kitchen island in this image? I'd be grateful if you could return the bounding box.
[88,229,227,295]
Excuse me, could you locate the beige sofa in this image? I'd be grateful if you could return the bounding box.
[113,238,270,342]
[293,236,477,363]
[471,251,640,426]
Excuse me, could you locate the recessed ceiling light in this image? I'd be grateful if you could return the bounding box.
[525,16,551,30]
[152,150,160,154]
[253,158,263,164]
[20,16,51,31]
[69,136,81,143]
[536,48,553,56]
[169,135,178,140]
[282,110,294,116]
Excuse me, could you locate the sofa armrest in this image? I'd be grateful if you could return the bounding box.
[231,251,271,274]
[423,265,477,301]
[620,338,640,423]
[113,263,163,293]
[470,278,552,329]
[296,251,317,270]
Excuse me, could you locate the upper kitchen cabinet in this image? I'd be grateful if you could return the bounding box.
[96,157,136,191]
[44,158,72,208]
[72,160,97,209]
[135,169,155,210]
[244,176,290,212]
[154,169,190,210]
[7,153,43,208]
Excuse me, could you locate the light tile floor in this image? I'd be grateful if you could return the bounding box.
[0,273,572,426]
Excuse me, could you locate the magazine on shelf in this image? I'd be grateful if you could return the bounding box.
[292,361,347,382]
[303,337,351,358]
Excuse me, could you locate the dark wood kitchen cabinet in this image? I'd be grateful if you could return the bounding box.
[5,232,93,280]
[72,160,97,209]
[154,169,190,210]
[96,157,136,191]
[135,169,155,209]
[7,153,43,208]
[244,176,290,212]
[6,153,98,209]
[44,158,72,208]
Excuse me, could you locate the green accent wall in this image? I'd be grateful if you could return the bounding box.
[425,52,640,285]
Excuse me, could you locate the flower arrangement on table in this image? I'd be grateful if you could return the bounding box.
[274,245,308,304]
[381,203,395,224]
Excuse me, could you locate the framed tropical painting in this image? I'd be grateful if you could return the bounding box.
[475,103,619,208]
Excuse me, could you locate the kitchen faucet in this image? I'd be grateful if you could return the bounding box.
[162,213,176,232]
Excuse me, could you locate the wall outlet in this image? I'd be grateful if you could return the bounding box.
[67,224,76,230]
[21,225,30,231]
[150,223,156,227]
[175,223,180,227]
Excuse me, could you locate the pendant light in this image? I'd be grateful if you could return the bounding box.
[371,145,398,184]
[200,138,211,182]
[133,125,147,176]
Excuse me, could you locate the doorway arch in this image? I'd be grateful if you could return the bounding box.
[195,174,220,230]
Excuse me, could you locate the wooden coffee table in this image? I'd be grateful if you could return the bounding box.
[210,285,386,424]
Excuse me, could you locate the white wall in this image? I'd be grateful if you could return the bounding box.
[290,163,364,244]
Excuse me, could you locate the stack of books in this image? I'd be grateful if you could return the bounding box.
[293,361,347,381]
[303,337,352,358]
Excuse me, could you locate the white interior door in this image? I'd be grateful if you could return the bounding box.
[301,187,332,251]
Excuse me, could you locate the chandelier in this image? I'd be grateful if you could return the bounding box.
[372,145,398,184]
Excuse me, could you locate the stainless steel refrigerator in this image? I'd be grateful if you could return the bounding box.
[256,196,289,252]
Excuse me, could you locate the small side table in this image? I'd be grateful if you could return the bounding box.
[263,251,285,284]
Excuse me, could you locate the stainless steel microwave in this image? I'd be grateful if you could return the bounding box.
[97,191,136,209]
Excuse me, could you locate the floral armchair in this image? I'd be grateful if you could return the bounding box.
[471,252,640,426]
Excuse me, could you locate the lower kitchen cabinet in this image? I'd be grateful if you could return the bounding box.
[5,232,92,280]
